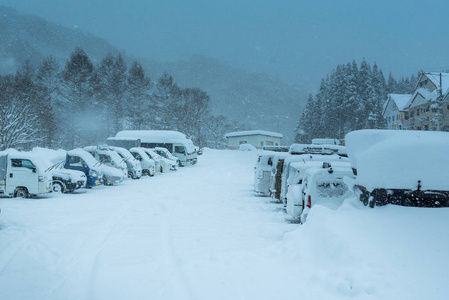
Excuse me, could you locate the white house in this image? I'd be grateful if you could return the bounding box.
[224,130,283,150]
[383,93,412,130]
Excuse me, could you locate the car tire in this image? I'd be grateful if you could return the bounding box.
[52,182,65,193]
[14,187,29,198]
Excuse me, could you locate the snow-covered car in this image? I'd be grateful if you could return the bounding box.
[65,149,103,188]
[129,147,155,176]
[239,143,257,151]
[346,129,449,208]
[280,152,349,204]
[286,162,354,222]
[66,149,124,186]
[84,146,128,179]
[143,148,175,173]
[153,147,180,167]
[109,146,142,179]
[46,161,87,193]
[254,152,276,196]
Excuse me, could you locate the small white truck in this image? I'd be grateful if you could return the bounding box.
[0,151,53,198]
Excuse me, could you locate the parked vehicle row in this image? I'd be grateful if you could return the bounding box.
[0,131,199,198]
[255,130,449,223]
[254,142,353,223]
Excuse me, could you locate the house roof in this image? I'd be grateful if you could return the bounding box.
[224,130,283,139]
[425,72,449,95]
[383,94,412,114]
[390,94,412,111]
[407,88,436,109]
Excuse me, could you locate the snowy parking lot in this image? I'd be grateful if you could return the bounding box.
[1,149,449,300]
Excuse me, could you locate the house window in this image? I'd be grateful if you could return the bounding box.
[239,141,247,144]
[417,110,420,116]
[411,111,415,117]
[392,116,395,121]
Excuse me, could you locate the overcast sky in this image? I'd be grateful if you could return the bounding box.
[1,0,449,89]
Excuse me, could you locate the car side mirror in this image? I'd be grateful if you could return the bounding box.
[32,167,37,173]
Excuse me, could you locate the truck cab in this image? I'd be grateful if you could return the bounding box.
[0,152,52,198]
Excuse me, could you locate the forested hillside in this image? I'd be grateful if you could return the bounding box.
[295,60,418,142]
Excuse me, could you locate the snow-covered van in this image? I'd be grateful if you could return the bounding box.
[109,146,142,179]
[113,130,198,166]
[254,152,276,196]
[286,162,354,222]
[346,129,449,208]
[129,147,155,176]
[0,151,52,198]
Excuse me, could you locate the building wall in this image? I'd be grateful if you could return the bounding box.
[406,102,438,131]
[416,74,438,92]
[227,135,282,149]
[384,99,405,130]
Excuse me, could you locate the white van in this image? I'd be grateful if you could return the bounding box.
[113,130,198,167]
[0,151,52,198]
[254,152,276,196]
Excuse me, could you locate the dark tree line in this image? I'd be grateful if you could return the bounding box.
[295,60,418,142]
[0,48,241,150]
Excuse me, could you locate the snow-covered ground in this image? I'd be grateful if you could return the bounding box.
[0,149,448,300]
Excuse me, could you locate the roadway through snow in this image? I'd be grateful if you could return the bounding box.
[0,150,296,300]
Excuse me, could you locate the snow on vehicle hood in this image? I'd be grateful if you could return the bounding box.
[346,129,449,191]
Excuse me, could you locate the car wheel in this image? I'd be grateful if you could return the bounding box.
[14,188,29,198]
[128,171,133,179]
[52,182,65,193]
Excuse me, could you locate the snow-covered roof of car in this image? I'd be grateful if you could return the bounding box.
[289,143,346,156]
[67,148,99,167]
[289,160,350,171]
[345,129,449,191]
[224,130,283,138]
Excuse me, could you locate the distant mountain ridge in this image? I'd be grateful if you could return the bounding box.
[0,6,306,143]
[0,6,120,73]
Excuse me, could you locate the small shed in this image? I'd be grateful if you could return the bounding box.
[224,130,283,150]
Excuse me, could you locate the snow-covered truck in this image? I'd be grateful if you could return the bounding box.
[110,130,198,166]
[0,151,53,198]
[346,129,449,208]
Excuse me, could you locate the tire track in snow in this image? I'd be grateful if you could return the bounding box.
[155,184,199,300]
